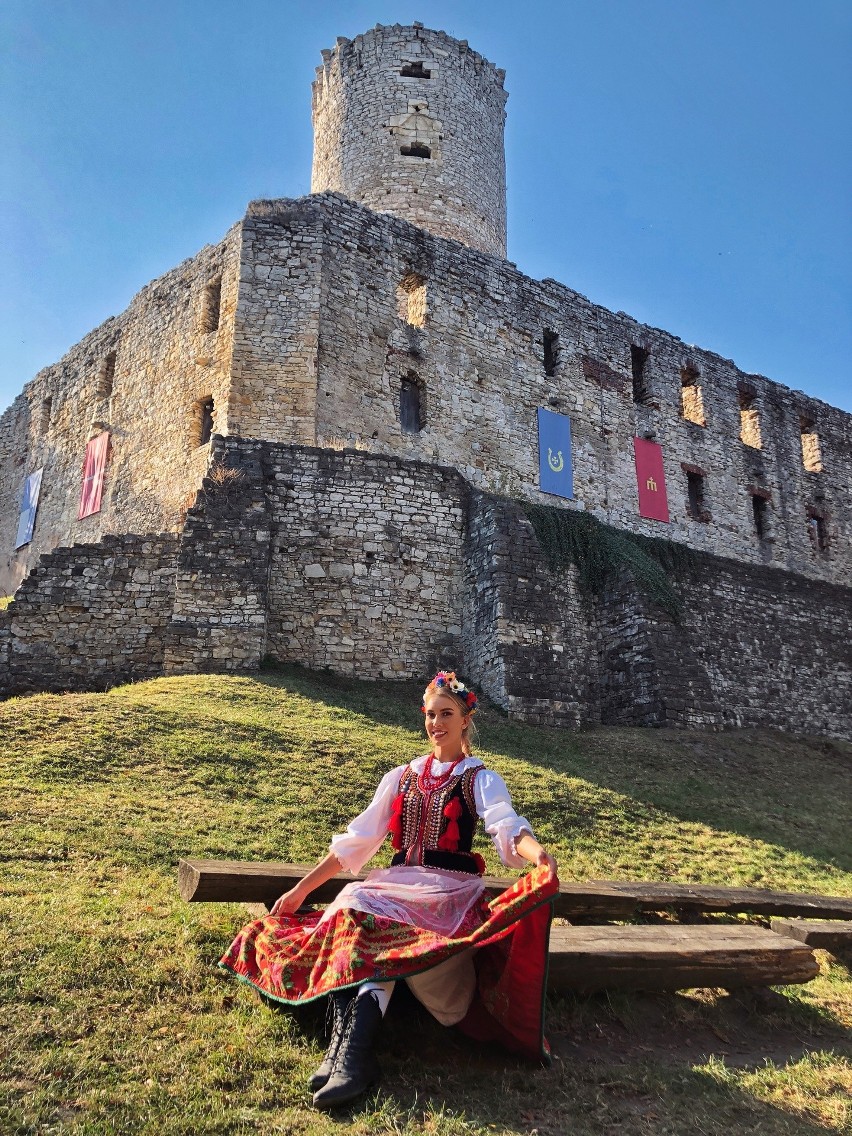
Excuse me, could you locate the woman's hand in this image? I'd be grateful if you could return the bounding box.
[269,885,308,916]
[533,847,558,875]
[515,831,558,875]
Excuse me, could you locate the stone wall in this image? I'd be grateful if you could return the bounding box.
[0,533,179,696]
[0,227,241,597]
[1,441,849,740]
[311,24,507,257]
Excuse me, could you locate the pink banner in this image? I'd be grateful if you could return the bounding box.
[633,438,669,522]
[78,432,110,519]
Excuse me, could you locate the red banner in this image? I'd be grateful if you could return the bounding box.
[78,432,110,519]
[633,438,669,522]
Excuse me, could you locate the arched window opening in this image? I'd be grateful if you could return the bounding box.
[738,384,762,449]
[400,142,431,158]
[680,364,706,426]
[396,273,427,327]
[800,417,823,472]
[196,397,215,447]
[400,374,424,434]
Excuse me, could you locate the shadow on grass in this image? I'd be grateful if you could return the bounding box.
[256,664,852,878]
[259,982,847,1135]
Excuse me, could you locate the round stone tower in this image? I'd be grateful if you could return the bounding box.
[311,23,508,257]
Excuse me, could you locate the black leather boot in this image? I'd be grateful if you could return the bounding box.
[312,990,383,1109]
[308,989,353,1092]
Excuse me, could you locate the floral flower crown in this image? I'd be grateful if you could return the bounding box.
[422,671,478,713]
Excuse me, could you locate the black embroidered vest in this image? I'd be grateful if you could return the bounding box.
[389,763,485,875]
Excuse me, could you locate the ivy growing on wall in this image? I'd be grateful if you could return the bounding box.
[522,503,696,622]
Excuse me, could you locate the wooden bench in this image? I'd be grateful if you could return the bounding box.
[770,918,852,950]
[179,859,841,991]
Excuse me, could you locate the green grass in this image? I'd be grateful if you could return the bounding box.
[1,665,850,1134]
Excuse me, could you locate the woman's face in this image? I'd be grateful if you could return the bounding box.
[423,693,469,756]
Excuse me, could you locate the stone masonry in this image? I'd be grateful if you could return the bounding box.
[0,23,849,737]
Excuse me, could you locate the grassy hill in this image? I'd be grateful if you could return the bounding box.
[1,665,850,1135]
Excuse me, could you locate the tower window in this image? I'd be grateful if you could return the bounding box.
[400,61,431,78]
[40,396,52,433]
[400,374,423,433]
[396,273,427,327]
[738,385,762,449]
[543,330,559,377]
[752,495,769,539]
[200,276,222,334]
[806,511,829,553]
[97,351,117,399]
[630,345,650,404]
[800,417,823,472]
[198,398,215,446]
[684,468,709,521]
[400,142,431,158]
[680,365,706,426]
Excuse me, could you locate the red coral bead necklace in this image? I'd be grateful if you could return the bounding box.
[418,754,466,794]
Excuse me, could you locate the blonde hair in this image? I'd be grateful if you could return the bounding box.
[422,672,479,755]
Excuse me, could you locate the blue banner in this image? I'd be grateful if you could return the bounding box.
[15,467,43,549]
[537,409,574,499]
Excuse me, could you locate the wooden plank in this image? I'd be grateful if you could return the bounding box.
[590,880,852,920]
[771,918,852,949]
[177,859,637,918]
[547,925,819,992]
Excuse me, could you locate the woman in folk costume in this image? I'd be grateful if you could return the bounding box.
[220,672,559,1110]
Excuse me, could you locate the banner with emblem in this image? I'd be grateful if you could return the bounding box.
[78,431,111,520]
[633,437,669,522]
[15,467,44,549]
[537,408,574,499]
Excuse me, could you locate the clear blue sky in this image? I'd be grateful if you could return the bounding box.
[2,0,850,415]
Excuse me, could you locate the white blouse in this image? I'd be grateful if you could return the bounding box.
[329,755,534,875]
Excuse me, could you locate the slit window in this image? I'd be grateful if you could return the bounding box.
[680,364,706,426]
[396,273,427,327]
[738,387,762,449]
[400,61,431,78]
[400,142,431,158]
[543,330,559,377]
[752,494,769,539]
[800,417,823,472]
[199,398,215,446]
[400,374,423,433]
[630,345,650,404]
[40,396,52,433]
[201,276,222,334]
[96,351,117,399]
[686,470,708,521]
[806,512,829,552]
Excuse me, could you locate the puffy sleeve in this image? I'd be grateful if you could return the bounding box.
[473,768,534,869]
[329,764,405,874]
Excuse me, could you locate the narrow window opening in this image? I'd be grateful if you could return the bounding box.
[543,330,559,377]
[96,351,117,399]
[399,373,423,434]
[680,364,706,425]
[396,273,427,327]
[400,142,431,158]
[800,417,823,472]
[198,397,215,446]
[201,276,222,334]
[40,396,52,433]
[738,386,762,449]
[752,495,768,538]
[806,512,829,553]
[400,61,431,78]
[686,470,708,521]
[630,345,650,403]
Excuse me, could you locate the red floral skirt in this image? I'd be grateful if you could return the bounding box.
[219,863,558,1062]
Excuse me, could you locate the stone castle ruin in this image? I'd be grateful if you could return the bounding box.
[1,24,849,736]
